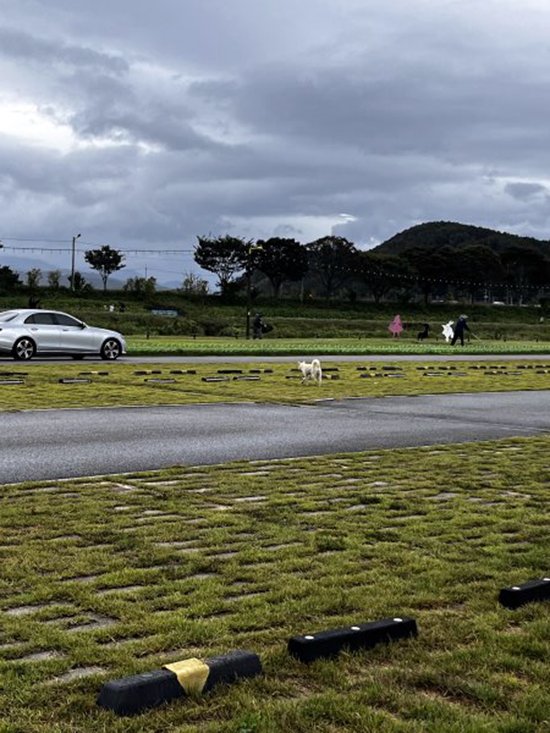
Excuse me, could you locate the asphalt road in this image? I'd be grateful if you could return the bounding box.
[1,390,548,483]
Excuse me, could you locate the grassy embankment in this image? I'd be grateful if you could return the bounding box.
[2,292,549,345]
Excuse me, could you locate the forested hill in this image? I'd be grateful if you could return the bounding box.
[373,221,550,257]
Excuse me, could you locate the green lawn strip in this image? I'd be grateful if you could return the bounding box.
[1,358,549,411]
[0,436,548,732]
[127,336,550,357]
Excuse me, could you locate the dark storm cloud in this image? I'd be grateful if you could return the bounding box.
[222,65,550,170]
[2,0,550,282]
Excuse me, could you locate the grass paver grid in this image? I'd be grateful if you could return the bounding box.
[1,436,549,732]
[1,359,550,411]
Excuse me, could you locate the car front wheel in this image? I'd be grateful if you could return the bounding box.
[12,337,36,361]
[100,338,122,360]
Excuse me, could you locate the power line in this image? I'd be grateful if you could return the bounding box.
[1,244,194,254]
[0,237,70,243]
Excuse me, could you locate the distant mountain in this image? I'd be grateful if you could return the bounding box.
[372,221,550,257]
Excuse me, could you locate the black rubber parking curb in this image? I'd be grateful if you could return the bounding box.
[499,577,550,609]
[288,617,418,663]
[97,650,262,716]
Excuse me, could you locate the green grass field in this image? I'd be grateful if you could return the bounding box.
[127,336,550,357]
[1,352,549,732]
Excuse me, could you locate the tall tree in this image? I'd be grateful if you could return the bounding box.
[84,245,125,292]
[0,265,21,294]
[306,236,357,301]
[456,245,504,303]
[194,235,250,297]
[255,238,308,297]
[26,268,42,290]
[179,272,209,297]
[357,252,412,303]
[123,276,157,298]
[401,246,452,304]
[47,269,62,289]
[500,246,550,305]
[70,271,91,293]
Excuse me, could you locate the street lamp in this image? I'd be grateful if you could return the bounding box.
[70,233,81,291]
[245,243,263,339]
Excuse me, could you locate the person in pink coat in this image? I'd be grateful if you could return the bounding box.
[388,314,403,337]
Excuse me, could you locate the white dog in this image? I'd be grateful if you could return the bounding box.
[298,358,322,385]
[442,321,454,343]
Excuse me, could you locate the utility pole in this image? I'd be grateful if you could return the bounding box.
[245,243,263,339]
[70,233,81,291]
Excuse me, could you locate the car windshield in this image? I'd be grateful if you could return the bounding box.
[0,311,19,322]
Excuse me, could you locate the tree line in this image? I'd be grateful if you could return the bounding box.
[0,245,130,296]
[193,233,550,305]
[2,229,550,306]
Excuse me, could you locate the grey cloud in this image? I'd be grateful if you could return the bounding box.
[225,65,550,170]
[505,182,548,200]
[0,27,128,74]
[69,104,212,151]
[2,1,550,283]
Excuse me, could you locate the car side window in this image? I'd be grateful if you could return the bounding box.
[54,313,82,327]
[24,313,57,325]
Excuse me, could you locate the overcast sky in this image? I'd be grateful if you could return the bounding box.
[1,0,550,286]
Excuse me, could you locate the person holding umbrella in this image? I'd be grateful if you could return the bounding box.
[451,314,470,346]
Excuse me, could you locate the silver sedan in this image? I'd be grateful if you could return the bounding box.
[0,309,127,361]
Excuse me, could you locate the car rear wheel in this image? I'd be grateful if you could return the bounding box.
[12,337,36,361]
[100,338,122,360]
